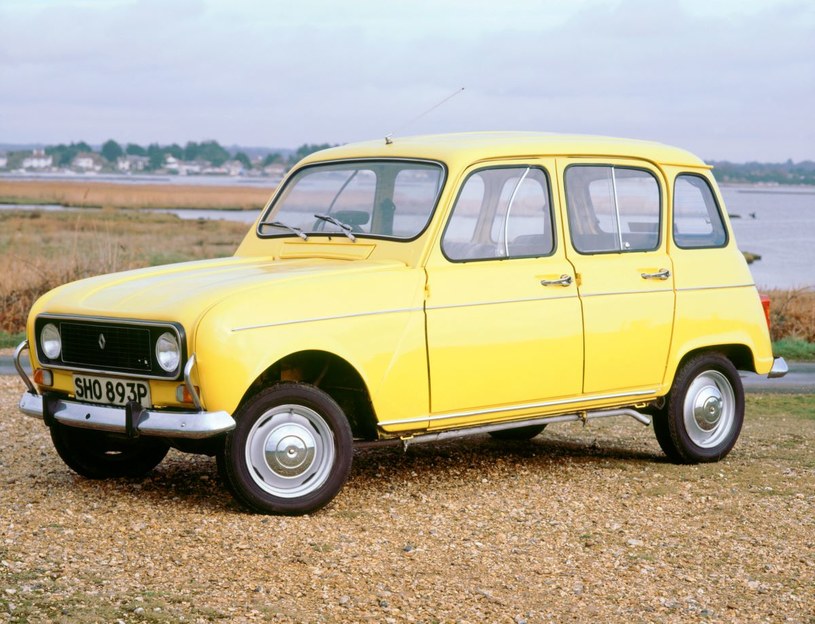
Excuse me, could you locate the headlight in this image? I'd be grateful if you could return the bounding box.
[155,332,180,372]
[40,323,62,359]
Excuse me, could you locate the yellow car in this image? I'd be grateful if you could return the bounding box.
[15,133,787,515]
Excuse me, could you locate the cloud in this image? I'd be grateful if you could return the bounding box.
[0,0,813,159]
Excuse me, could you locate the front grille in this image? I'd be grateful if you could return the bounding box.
[61,322,152,373]
[34,315,185,379]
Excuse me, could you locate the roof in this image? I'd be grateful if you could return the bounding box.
[300,132,707,169]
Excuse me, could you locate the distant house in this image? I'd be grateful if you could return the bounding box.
[178,160,203,176]
[263,163,286,178]
[72,153,104,172]
[165,156,205,175]
[117,155,149,172]
[224,160,244,176]
[0,154,7,169]
[164,155,180,172]
[22,149,53,170]
[202,165,228,175]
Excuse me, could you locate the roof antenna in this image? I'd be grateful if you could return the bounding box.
[385,87,465,145]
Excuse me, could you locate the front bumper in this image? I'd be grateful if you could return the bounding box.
[15,340,235,439]
[18,392,235,439]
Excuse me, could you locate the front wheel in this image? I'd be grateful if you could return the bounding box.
[653,353,744,463]
[220,383,353,515]
[50,424,169,478]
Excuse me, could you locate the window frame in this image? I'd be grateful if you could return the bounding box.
[672,172,729,250]
[440,164,557,263]
[563,163,664,256]
[256,157,448,242]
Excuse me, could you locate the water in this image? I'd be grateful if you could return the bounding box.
[0,203,263,224]
[720,185,815,289]
[2,183,813,289]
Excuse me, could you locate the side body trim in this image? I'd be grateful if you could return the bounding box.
[379,389,657,427]
[232,307,422,332]
[675,283,755,292]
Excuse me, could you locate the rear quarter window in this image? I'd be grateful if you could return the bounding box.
[673,174,728,249]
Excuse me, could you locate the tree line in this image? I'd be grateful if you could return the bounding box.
[32,139,337,171]
[709,159,815,186]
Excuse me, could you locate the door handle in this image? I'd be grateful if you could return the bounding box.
[540,274,573,287]
[641,268,671,280]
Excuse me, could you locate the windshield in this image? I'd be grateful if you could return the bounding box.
[258,160,445,240]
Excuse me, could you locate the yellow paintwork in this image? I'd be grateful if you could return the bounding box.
[555,157,676,395]
[26,132,775,438]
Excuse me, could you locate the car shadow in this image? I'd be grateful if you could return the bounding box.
[34,431,666,515]
[348,432,665,486]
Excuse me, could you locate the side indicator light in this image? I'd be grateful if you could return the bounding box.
[176,384,200,404]
[34,369,53,387]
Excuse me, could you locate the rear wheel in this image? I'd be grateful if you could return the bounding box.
[488,424,547,441]
[220,383,353,515]
[653,353,744,463]
[50,424,169,478]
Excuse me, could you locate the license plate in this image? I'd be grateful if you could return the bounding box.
[73,374,152,407]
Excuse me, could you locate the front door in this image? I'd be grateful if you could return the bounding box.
[558,159,675,395]
[425,162,584,427]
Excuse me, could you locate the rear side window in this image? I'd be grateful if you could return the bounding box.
[564,165,661,254]
[442,166,554,261]
[673,174,728,248]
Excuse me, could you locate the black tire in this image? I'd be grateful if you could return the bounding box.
[653,353,744,464]
[488,424,547,441]
[220,383,353,515]
[651,407,684,463]
[50,424,169,478]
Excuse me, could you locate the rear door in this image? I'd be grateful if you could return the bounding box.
[558,159,675,395]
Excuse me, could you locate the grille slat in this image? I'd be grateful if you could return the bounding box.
[61,322,152,373]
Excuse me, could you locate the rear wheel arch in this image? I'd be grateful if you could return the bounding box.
[667,343,756,387]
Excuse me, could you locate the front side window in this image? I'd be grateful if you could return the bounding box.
[258,160,444,240]
[442,166,554,261]
[673,174,728,248]
[565,165,661,253]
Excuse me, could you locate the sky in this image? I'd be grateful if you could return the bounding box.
[1,0,813,161]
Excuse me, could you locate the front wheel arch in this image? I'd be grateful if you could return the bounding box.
[237,350,378,440]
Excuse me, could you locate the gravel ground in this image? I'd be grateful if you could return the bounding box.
[1,376,813,623]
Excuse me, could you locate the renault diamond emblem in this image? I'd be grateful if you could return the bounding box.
[98,333,106,350]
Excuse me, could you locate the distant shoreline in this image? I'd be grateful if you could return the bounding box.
[734,188,815,196]
[0,178,273,211]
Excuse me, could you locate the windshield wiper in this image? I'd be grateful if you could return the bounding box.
[259,221,307,240]
[314,214,356,242]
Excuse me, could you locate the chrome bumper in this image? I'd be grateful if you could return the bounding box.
[18,392,235,439]
[768,356,789,379]
[14,340,235,439]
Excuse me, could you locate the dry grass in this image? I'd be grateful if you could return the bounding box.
[0,209,249,333]
[0,179,273,211]
[766,287,815,342]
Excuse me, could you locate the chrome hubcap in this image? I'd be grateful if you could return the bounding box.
[264,425,316,477]
[694,390,723,431]
[246,404,335,498]
[683,371,735,448]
